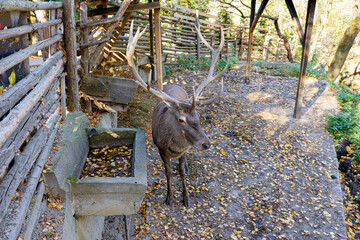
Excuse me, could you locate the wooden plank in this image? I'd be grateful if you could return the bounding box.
[0,34,61,75]
[0,19,61,41]
[6,113,59,240]
[89,0,130,67]
[149,0,155,82]
[0,0,62,11]
[294,0,316,118]
[155,7,162,90]
[0,51,63,118]
[80,2,89,75]
[60,74,67,120]
[127,2,159,11]
[0,60,63,149]
[87,2,159,17]
[63,0,79,111]
[173,3,222,21]
[250,0,269,33]
[285,0,304,45]
[174,13,221,28]
[0,109,59,222]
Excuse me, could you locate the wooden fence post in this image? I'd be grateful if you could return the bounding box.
[262,26,271,60]
[195,10,200,61]
[294,0,316,119]
[80,1,89,76]
[239,30,243,59]
[149,0,155,83]
[154,0,162,90]
[63,0,80,111]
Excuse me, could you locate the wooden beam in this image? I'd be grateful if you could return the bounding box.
[0,19,61,41]
[87,2,159,17]
[63,0,80,111]
[294,0,316,119]
[249,0,269,33]
[245,0,256,83]
[88,0,131,70]
[0,34,62,75]
[154,2,162,90]
[0,51,63,118]
[80,2,89,75]
[196,10,200,61]
[285,0,304,45]
[0,0,62,11]
[149,0,155,83]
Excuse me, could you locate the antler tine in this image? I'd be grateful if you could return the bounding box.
[126,21,191,108]
[198,78,224,105]
[193,25,229,101]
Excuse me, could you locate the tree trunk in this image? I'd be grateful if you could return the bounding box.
[327,16,360,81]
[273,19,294,63]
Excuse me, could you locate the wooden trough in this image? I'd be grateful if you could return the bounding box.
[80,75,138,105]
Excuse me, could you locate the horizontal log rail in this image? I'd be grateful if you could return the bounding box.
[0,50,63,118]
[0,59,63,149]
[0,0,62,11]
[0,19,62,40]
[0,34,62,75]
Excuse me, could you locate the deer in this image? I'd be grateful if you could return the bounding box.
[126,21,228,207]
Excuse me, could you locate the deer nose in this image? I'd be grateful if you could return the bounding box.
[201,143,210,150]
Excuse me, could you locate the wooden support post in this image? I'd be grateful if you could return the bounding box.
[262,26,271,60]
[195,10,200,61]
[245,0,256,83]
[154,0,162,90]
[80,1,89,76]
[226,40,229,57]
[245,0,269,83]
[234,33,238,58]
[60,74,67,120]
[219,30,222,59]
[294,0,316,119]
[285,0,304,45]
[239,30,243,59]
[149,0,155,83]
[62,0,80,111]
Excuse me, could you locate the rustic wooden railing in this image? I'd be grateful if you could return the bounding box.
[105,4,288,64]
[0,1,64,238]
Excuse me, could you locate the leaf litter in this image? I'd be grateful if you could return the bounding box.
[117,66,348,239]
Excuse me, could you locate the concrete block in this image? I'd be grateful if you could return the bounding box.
[68,128,147,216]
[43,111,90,197]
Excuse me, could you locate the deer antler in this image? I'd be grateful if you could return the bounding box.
[193,25,229,104]
[126,21,191,109]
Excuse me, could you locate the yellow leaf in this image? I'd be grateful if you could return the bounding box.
[291,183,295,188]
[0,86,3,95]
[220,150,226,156]
[9,70,16,86]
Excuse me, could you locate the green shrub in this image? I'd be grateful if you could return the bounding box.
[172,54,238,73]
[326,81,360,162]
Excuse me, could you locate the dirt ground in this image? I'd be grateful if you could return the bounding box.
[114,66,348,239]
[20,65,351,240]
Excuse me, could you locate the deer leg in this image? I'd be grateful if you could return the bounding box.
[179,155,190,207]
[161,154,173,205]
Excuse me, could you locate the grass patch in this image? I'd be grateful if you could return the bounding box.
[326,82,360,162]
[165,55,239,75]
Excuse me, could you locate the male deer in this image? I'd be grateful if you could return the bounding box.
[126,21,228,206]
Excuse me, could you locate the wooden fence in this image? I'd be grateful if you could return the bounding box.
[0,1,64,238]
[107,4,288,65]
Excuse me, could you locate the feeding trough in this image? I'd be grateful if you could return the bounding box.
[80,75,138,105]
[43,112,146,217]
[68,127,147,216]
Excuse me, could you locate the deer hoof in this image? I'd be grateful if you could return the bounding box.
[165,196,173,205]
[183,198,190,207]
